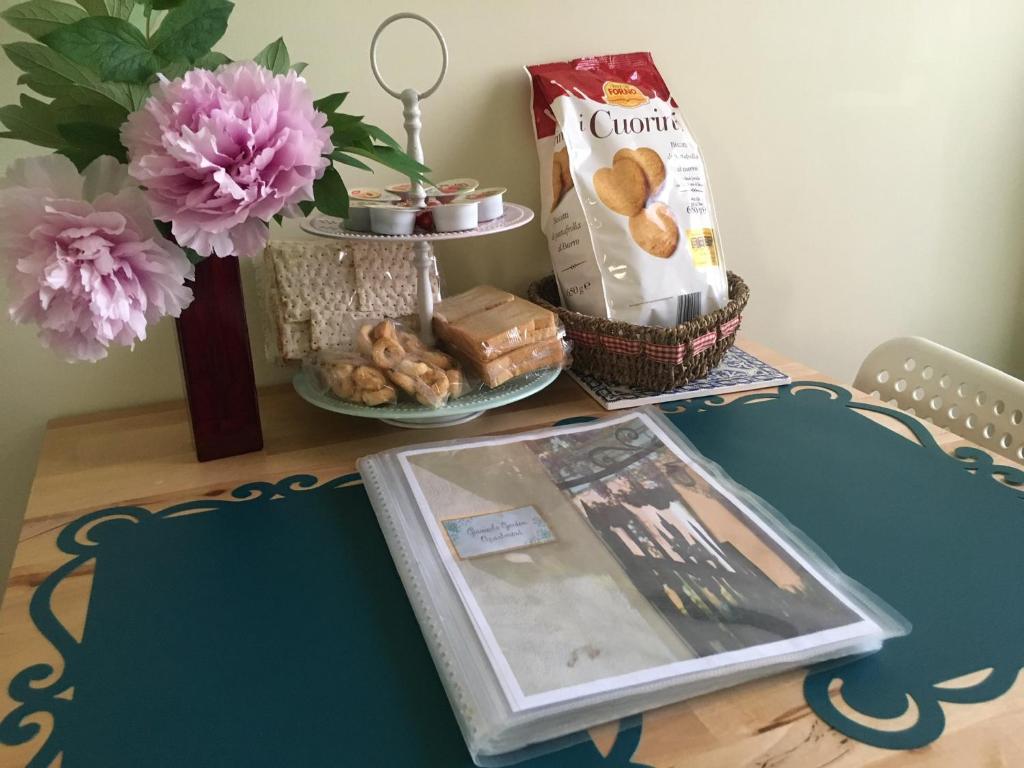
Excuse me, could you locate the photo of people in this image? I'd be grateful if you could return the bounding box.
[527,421,861,656]
[398,412,874,711]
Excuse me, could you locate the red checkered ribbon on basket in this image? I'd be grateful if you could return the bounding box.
[567,315,742,365]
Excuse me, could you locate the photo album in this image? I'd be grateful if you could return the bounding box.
[359,409,905,764]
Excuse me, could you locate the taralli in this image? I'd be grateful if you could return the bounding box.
[371,336,406,369]
[397,358,430,378]
[413,347,455,370]
[317,318,473,410]
[593,157,647,216]
[353,365,387,390]
[387,370,418,396]
[324,364,357,401]
[414,366,451,408]
[398,330,425,354]
[324,361,355,381]
[446,368,469,399]
[372,319,399,342]
[355,323,375,356]
[629,202,679,258]
[361,385,397,406]
[614,147,665,193]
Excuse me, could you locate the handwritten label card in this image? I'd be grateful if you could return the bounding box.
[442,506,555,559]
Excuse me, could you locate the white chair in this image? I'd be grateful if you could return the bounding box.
[854,336,1024,464]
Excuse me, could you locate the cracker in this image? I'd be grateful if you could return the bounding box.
[354,243,438,315]
[278,320,312,359]
[264,240,434,360]
[269,242,355,323]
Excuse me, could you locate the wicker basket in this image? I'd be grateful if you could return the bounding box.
[528,272,749,392]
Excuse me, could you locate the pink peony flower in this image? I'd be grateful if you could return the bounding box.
[0,155,194,362]
[121,61,333,258]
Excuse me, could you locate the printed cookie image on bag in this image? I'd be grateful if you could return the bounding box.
[527,52,729,326]
[594,148,678,258]
[551,147,573,211]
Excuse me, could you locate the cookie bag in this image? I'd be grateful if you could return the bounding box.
[526,52,729,327]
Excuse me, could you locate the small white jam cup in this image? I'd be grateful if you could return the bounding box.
[350,187,398,203]
[345,201,386,232]
[385,181,439,201]
[431,200,479,232]
[433,178,479,203]
[458,187,506,221]
[370,205,418,235]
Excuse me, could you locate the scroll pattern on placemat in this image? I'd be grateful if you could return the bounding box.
[0,474,649,768]
[661,381,1024,749]
[4,382,1022,765]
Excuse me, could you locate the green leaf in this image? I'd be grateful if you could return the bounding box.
[345,145,430,180]
[313,91,347,114]
[330,128,371,152]
[43,16,156,82]
[151,0,183,8]
[0,94,66,148]
[51,94,128,130]
[106,81,149,110]
[150,0,232,63]
[253,36,288,75]
[159,49,227,78]
[2,0,86,40]
[361,121,401,151]
[194,49,228,68]
[312,164,348,218]
[326,112,364,129]
[291,61,306,75]
[73,0,132,17]
[324,112,365,141]
[74,0,108,13]
[156,58,188,79]
[4,41,140,110]
[57,120,127,168]
[297,199,315,217]
[330,151,371,172]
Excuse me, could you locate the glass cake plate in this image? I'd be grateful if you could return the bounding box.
[293,366,561,428]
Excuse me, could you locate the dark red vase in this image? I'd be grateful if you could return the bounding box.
[175,255,263,462]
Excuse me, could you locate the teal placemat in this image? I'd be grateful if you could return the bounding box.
[3,381,1022,765]
[662,381,1024,749]
[0,474,647,768]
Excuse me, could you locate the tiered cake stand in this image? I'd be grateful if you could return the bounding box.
[293,13,553,428]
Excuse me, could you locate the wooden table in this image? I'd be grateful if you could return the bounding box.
[2,341,1021,767]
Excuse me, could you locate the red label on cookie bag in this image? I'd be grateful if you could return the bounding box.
[526,52,676,138]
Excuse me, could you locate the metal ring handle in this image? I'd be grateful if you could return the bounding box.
[369,12,448,100]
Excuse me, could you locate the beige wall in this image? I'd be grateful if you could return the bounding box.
[2,0,1023,572]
